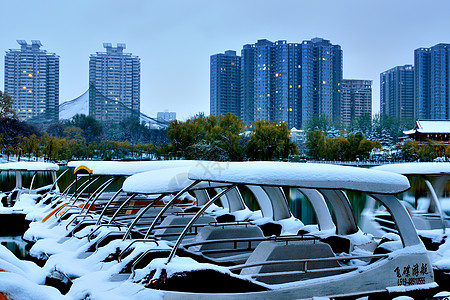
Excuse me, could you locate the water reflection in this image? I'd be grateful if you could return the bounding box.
[2,165,442,228]
[0,236,28,259]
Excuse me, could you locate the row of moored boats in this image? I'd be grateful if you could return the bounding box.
[1,160,450,299]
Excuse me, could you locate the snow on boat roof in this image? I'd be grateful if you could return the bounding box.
[67,160,199,176]
[373,162,450,175]
[188,161,410,194]
[122,166,229,194]
[0,162,59,172]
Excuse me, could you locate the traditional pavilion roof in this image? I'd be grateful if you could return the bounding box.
[404,120,450,135]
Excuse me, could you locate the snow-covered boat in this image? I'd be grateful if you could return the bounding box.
[0,162,60,236]
[36,165,287,288]
[66,162,437,299]
[361,162,450,287]
[24,160,200,247]
[0,162,59,210]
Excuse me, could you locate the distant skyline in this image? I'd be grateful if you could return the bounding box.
[1,0,450,120]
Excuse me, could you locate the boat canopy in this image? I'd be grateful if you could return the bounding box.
[0,162,59,172]
[122,166,229,194]
[373,162,450,175]
[188,161,410,194]
[68,160,200,176]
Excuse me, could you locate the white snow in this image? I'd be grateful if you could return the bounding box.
[188,161,411,194]
[0,272,65,300]
[0,244,46,284]
[373,162,450,175]
[122,166,229,194]
[67,160,200,176]
[404,120,450,134]
[0,161,59,171]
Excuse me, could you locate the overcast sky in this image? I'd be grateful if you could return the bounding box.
[1,0,449,120]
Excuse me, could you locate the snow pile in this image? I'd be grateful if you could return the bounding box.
[373,162,450,175]
[0,161,59,171]
[188,161,410,194]
[0,244,46,283]
[133,256,231,283]
[0,272,65,300]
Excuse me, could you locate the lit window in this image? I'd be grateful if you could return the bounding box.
[22,86,26,89]
[28,74,33,77]
[289,85,292,88]
[275,73,279,77]
[323,81,326,84]
[298,85,301,88]
[105,101,108,104]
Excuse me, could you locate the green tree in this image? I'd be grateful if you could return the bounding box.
[306,129,326,160]
[168,113,244,160]
[346,133,365,160]
[352,113,372,134]
[6,145,17,161]
[20,134,40,160]
[246,120,298,161]
[304,115,333,132]
[357,139,381,160]
[66,114,103,143]
[0,91,17,119]
[419,141,438,161]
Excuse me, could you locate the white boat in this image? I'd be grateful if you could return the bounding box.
[25,161,200,250]
[0,162,59,210]
[66,162,436,299]
[361,162,450,287]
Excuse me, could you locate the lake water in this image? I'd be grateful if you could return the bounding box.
[0,165,392,228]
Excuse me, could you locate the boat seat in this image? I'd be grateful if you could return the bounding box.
[215,214,236,223]
[241,240,345,284]
[1,194,7,207]
[189,224,264,264]
[320,235,352,254]
[154,214,216,241]
[258,222,282,236]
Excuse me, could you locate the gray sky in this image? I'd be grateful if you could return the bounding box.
[1,0,449,120]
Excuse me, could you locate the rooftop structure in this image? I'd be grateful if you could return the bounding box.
[404,120,450,144]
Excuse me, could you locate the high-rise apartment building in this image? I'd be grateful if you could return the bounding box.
[380,65,414,123]
[238,38,342,128]
[415,44,450,120]
[89,43,140,123]
[299,38,343,127]
[240,40,302,127]
[4,40,59,123]
[210,50,241,117]
[340,79,372,128]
